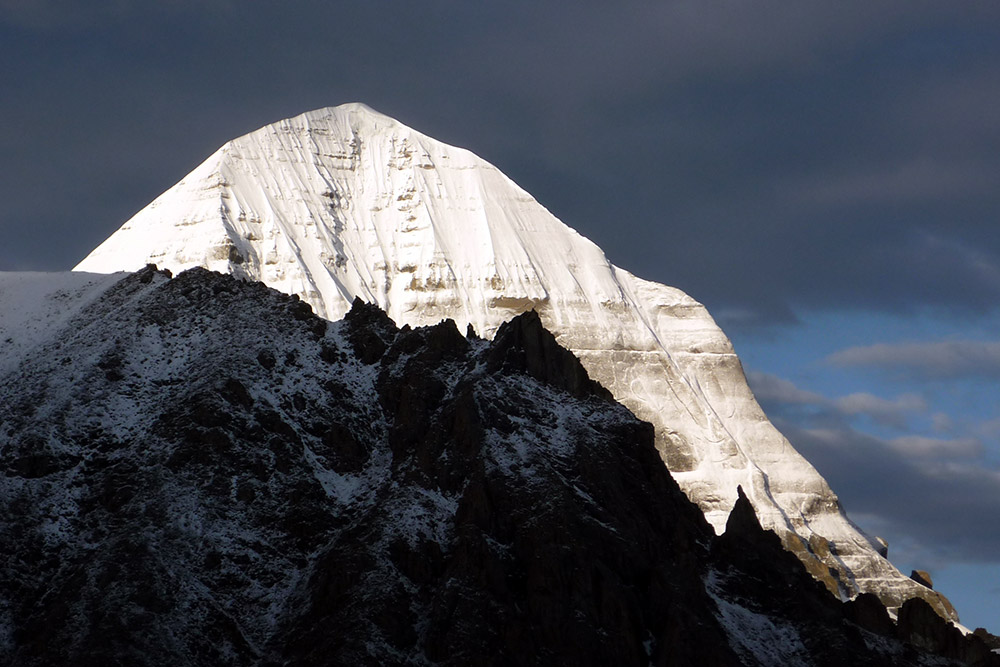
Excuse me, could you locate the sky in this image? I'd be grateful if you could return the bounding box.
[2,1,999,630]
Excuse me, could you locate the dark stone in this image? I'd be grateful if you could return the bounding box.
[319,341,340,363]
[910,569,934,589]
[97,353,125,381]
[875,535,889,558]
[487,309,612,400]
[343,297,397,364]
[897,597,1000,666]
[138,264,159,282]
[257,349,276,370]
[228,245,245,265]
[219,378,254,408]
[723,485,763,539]
[710,486,897,666]
[973,628,1000,650]
[190,395,231,428]
[318,422,370,472]
[5,453,81,478]
[843,592,895,637]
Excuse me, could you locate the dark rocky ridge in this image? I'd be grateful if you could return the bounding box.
[0,267,995,666]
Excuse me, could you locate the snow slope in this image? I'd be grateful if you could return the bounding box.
[74,103,954,618]
[0,271,124,376]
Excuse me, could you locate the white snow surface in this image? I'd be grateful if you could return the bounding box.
[73,103,950,616]
[705,569,812,667]
[0,271,124,376]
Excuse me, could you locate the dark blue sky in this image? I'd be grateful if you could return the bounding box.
[2,1,999,629]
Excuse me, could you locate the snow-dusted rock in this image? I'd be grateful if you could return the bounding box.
[4,267,988,666]
[75,103,954,618]
[0,271,124,376]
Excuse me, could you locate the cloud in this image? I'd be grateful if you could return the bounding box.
[834,392,927,428]
[828,341,1000,379]
[905,62,1000,156]
[747,371,925,428]
[749,369,999,566]
[775,420,1000,565]
[786,158,999,206]
[904,234,1000,300]
[746,371,826,405]
[886,435,982,458]
[931,413,954,433]
[975,417,1000,439]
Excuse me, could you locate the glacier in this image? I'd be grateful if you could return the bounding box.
[74,102,955,619]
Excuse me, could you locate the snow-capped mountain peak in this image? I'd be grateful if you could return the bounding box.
[74,103,955,619]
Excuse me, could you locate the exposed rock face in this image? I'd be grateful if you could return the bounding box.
[709,487,998,667]
[709,487,877,666]
[0,267,724,665]
[0,268,987,665]
[73,103,955,619]
[485,309,614,401]
[911,570,934,589]
[844,593,897,638]
[973,628,1000,652]
[897,599,1000,667]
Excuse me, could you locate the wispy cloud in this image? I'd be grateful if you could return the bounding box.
[746,371,826,405]
[834,392,926,428]
[786,158,999,206]
[931,412,954,433]
[747,371,925,428]
[828,340,1000,379]
[775,420,1000,564]
[975,417,1000,439]
[750,369,999,566]
[886,435,982,458]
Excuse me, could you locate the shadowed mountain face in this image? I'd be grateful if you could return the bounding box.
[0,267,993,666]
[74,104,955,618]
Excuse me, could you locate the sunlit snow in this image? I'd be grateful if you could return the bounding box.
[72,103,947,616]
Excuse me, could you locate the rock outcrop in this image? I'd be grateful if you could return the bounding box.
[1,268,993,665]
[911,570,934,589]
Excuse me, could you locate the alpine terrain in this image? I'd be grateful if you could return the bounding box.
[0,266,994,665]
[75,103,954,619]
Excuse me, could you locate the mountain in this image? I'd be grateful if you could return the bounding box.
[1,266,993,665]
[76,104,957,618]
[75,103,951,618]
